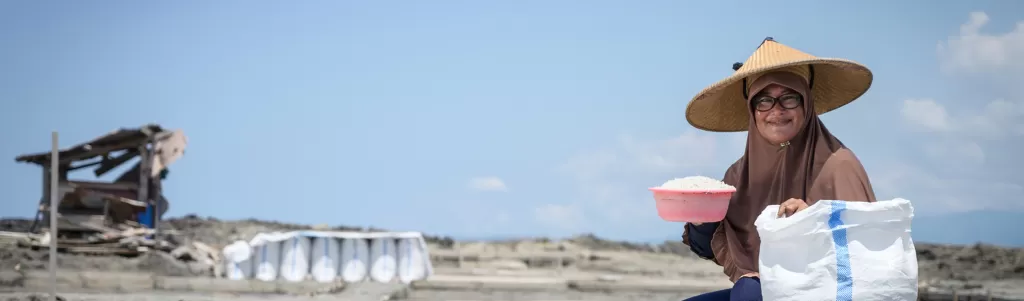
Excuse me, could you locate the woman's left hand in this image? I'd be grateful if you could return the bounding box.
[777,198,809,218]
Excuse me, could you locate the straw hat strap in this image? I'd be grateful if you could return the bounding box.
[731,62,749,100]
[809,65,816,89]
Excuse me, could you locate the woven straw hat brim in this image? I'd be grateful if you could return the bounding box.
[685,48,873,133]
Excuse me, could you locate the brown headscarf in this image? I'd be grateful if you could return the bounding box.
[706,70,877,282]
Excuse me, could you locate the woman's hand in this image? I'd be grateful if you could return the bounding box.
[776,198,809,218]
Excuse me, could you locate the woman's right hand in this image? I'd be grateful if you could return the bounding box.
[777,198,810,218]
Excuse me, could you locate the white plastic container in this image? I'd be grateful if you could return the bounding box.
[397,238,428,283]
[279,236,312,282]
[370,238,397,283]
[311,237,341,283]
[253,241,282,282]
[222,241,254,280]
[340,238,370,283]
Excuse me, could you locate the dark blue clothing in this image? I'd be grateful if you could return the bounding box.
[685,222,720,260]
[683,277,762,301]
[683,223,761,300]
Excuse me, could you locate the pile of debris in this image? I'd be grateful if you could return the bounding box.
[0,125,219,276]
[0,218,220,277]
[15,228,217,265]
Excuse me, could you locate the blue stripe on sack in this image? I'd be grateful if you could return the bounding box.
[829,201,854,301]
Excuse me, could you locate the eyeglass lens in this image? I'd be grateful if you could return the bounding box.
[753,94,802,112]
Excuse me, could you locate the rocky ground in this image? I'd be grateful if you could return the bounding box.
[3,215,1024,300]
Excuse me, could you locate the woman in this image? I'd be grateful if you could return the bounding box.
[681,38,878,301]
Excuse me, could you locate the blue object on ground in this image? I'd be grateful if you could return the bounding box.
[138,204,154,228]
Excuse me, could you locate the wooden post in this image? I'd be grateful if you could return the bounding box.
[102,198,110,224]
[137,144,150,231]
[31,172,49,233]
[49,132,59,301]
[152,171,163,237]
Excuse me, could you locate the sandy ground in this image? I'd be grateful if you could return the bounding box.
[0,291,704,301]
[5,216,1024,281]
[4,216,1024,300]
[0,292,368,301]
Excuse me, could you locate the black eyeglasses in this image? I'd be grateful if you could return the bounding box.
[751,94,803,112]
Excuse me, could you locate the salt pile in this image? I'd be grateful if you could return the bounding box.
[660,176,734,190]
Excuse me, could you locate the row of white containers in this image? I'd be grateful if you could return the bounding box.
[221,231,433,284]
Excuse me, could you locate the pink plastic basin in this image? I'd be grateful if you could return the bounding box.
[649,187,736,223]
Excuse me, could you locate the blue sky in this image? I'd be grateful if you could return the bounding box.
[1,1,1022,243]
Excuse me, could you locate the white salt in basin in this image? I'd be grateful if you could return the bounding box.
[649,176,736,223]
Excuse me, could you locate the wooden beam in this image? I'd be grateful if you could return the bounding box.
[67,159,103,171]
[64,180,138,191]
[93,149,139,177]
[57,139,147,164]
[16,139,150,165]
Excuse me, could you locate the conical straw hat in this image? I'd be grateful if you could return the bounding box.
[685,37,873,132]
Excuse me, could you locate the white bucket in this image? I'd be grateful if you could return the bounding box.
[222,241,254,280]
[253,241,282,282]
[397,238,428,283]
[370,238,397,283]
[340,238,370,283]
[279,236,312,282]
[311,237,340,283]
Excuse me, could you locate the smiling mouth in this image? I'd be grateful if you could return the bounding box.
[767,119,793,127]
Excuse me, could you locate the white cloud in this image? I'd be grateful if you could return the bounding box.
[616,132,720,172]
[901,99,950,132]
[917,12,1024,140]
[891,12,1024,215]
[937,12,1024,75]
[873,163,1024,214]
[922,140,985,166]
[560,132,726,180]
[467,176,508,192]
[900,98,1024,140]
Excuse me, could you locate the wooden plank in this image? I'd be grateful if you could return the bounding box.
[93,149,139,177]
[64,180,138,191]
[59,214,118,233]
[65,246,141,256]
[22,238,143,256]
[0,231,34,240]
[67,159,103,171]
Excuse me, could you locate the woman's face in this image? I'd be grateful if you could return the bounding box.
[751,84,805,145]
